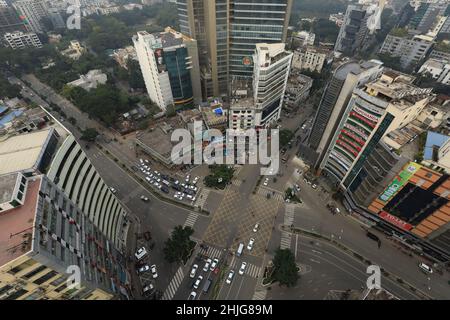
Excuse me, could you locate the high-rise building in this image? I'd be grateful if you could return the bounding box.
[0,2,27,37]
[306,60,384,170]
[229,43,292,130]
[176,0,293,97]
[379,30,434,70]
[408,1,449,35]
[133,27,202,111]
[319,70,433,189]
[0,125,131,299]
[334,4,372,56]
[12,0,48,34]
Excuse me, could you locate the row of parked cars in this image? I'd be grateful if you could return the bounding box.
[188,257,219,300]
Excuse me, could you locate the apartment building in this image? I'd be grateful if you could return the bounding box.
[3,31,42,49]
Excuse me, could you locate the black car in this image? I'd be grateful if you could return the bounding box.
[172,184,181,191]
[161,174,169,180]
[161,186,170,193]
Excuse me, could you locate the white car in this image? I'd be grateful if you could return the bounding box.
[312,184,317,189]
[109,187,117,194]
[154,170,159,176]
[139,159,144,164]
[193,275,203,289]
[263,178,269,186]
[190,264,198,278]
[185,175,190,182]
[203,258,212,272]
[188,291,197,300]
[150,264,158,278]
[253,223,259,233]
[135,247,147,260]
[186,194,193,200]
[419,262,433,274]
[142,283,154,295]
[193,177,199,184]
[138,264,150,274]
[210,258,219,271]
[144,159,149,164]
[247,238,255,251]
[226,270,235,284]
[239,262,247,275]
[140,195,149,202]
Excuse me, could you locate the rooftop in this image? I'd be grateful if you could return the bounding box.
[334,59,382,81]
[424,131,450,161]
[0,128,53,176]
[0,176,40,266]
[0,172,19,205]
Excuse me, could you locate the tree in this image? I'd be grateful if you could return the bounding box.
[272,248,299,287]
[165,104,176,117]
[0,77,21,99]
[80,128,99,142]
[163,226,196,264]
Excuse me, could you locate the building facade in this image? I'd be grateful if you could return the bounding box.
[0,2,27,36]
[133,28,202,111]
[291,46,331,73]
[12,0,48,34]
[3,30,42,49]
[176,0,293,97]
[306,60,384,170]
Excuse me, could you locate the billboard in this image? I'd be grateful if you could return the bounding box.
[379,211,413,231]
[378,162,422,203]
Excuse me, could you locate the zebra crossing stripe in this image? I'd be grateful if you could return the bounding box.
[206,246,223,259]
[280,231,292,249]
[162,267,184,300]
[183,212,199,228]
[252,290,267,300]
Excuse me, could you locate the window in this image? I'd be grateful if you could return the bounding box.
[22,265,47,280]
[33,270,58,285]
[50,276,66,287]
[8,259,37,275]
[5,289,28,300]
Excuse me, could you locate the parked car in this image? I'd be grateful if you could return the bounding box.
[142,283,154,295]
[109,187,117,194]
[140,195,149,202]
[247,238,255,251]
[135,247,147,260]
[253,223,259,233]
[150,264,158,278]
[138,264,150,274]
[419,262,433,274]
[188,291,197,300]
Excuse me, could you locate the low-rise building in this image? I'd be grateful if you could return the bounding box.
[291,31,315,48]
[67,69,107,91]
[422,131,450,173]
[61,40,86,60]
[429,41,450,61]
[291,46,331,73]
[113,46,137,69]
[283,73,313,110]
[3,31,42,49]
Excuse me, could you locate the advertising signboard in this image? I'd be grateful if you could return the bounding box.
[378,162,422,203]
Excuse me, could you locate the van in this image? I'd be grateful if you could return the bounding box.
[202,279,212,293]
[236,243,244,256]
[418,262,433,274]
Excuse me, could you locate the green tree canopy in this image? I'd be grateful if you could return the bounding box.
[80,128,99,142]
[163,226,196,264]
[272,248,299,287]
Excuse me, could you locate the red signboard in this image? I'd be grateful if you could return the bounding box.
[379,211,413,231]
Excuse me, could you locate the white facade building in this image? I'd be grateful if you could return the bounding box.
[3,31,42,49]
[12,0,48,33]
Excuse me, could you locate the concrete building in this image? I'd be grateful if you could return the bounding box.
[408,1,448,35]
[422,131,450,173]
[67,70,107,91]
[379,30,434,70]
[133,27,202,111]
[319,70,433,189]
[3,31,42,49]
[283,73,313,111]
[291,31,315,48]
[229,43,292,130]
[419,58,450,85]
[368,162,450,259]
[112,46,137,69]
[334,4,371,56]
[0,2,27,36]
[305,60,384,170]
[12,0,48,34]
[291,46,331,73]
[176,0,293,97]
[61,40,86,60]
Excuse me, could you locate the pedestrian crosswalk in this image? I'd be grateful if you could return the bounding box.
[284,204,295,226]
[230,260,262,278]
[252,290,267,300]
[231,179,242,187]
[162,267,184,300]
[256,187,284,202]
[194,188,210,208]
[183,212,199,228]
[280,231,292,250]
[205,246,223,259]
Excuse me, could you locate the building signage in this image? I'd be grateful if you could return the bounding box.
[378,162,421,203]
[242,56,252,66]
[379,211,413,231]
[353,106,380,122]
[344,123,368,140]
